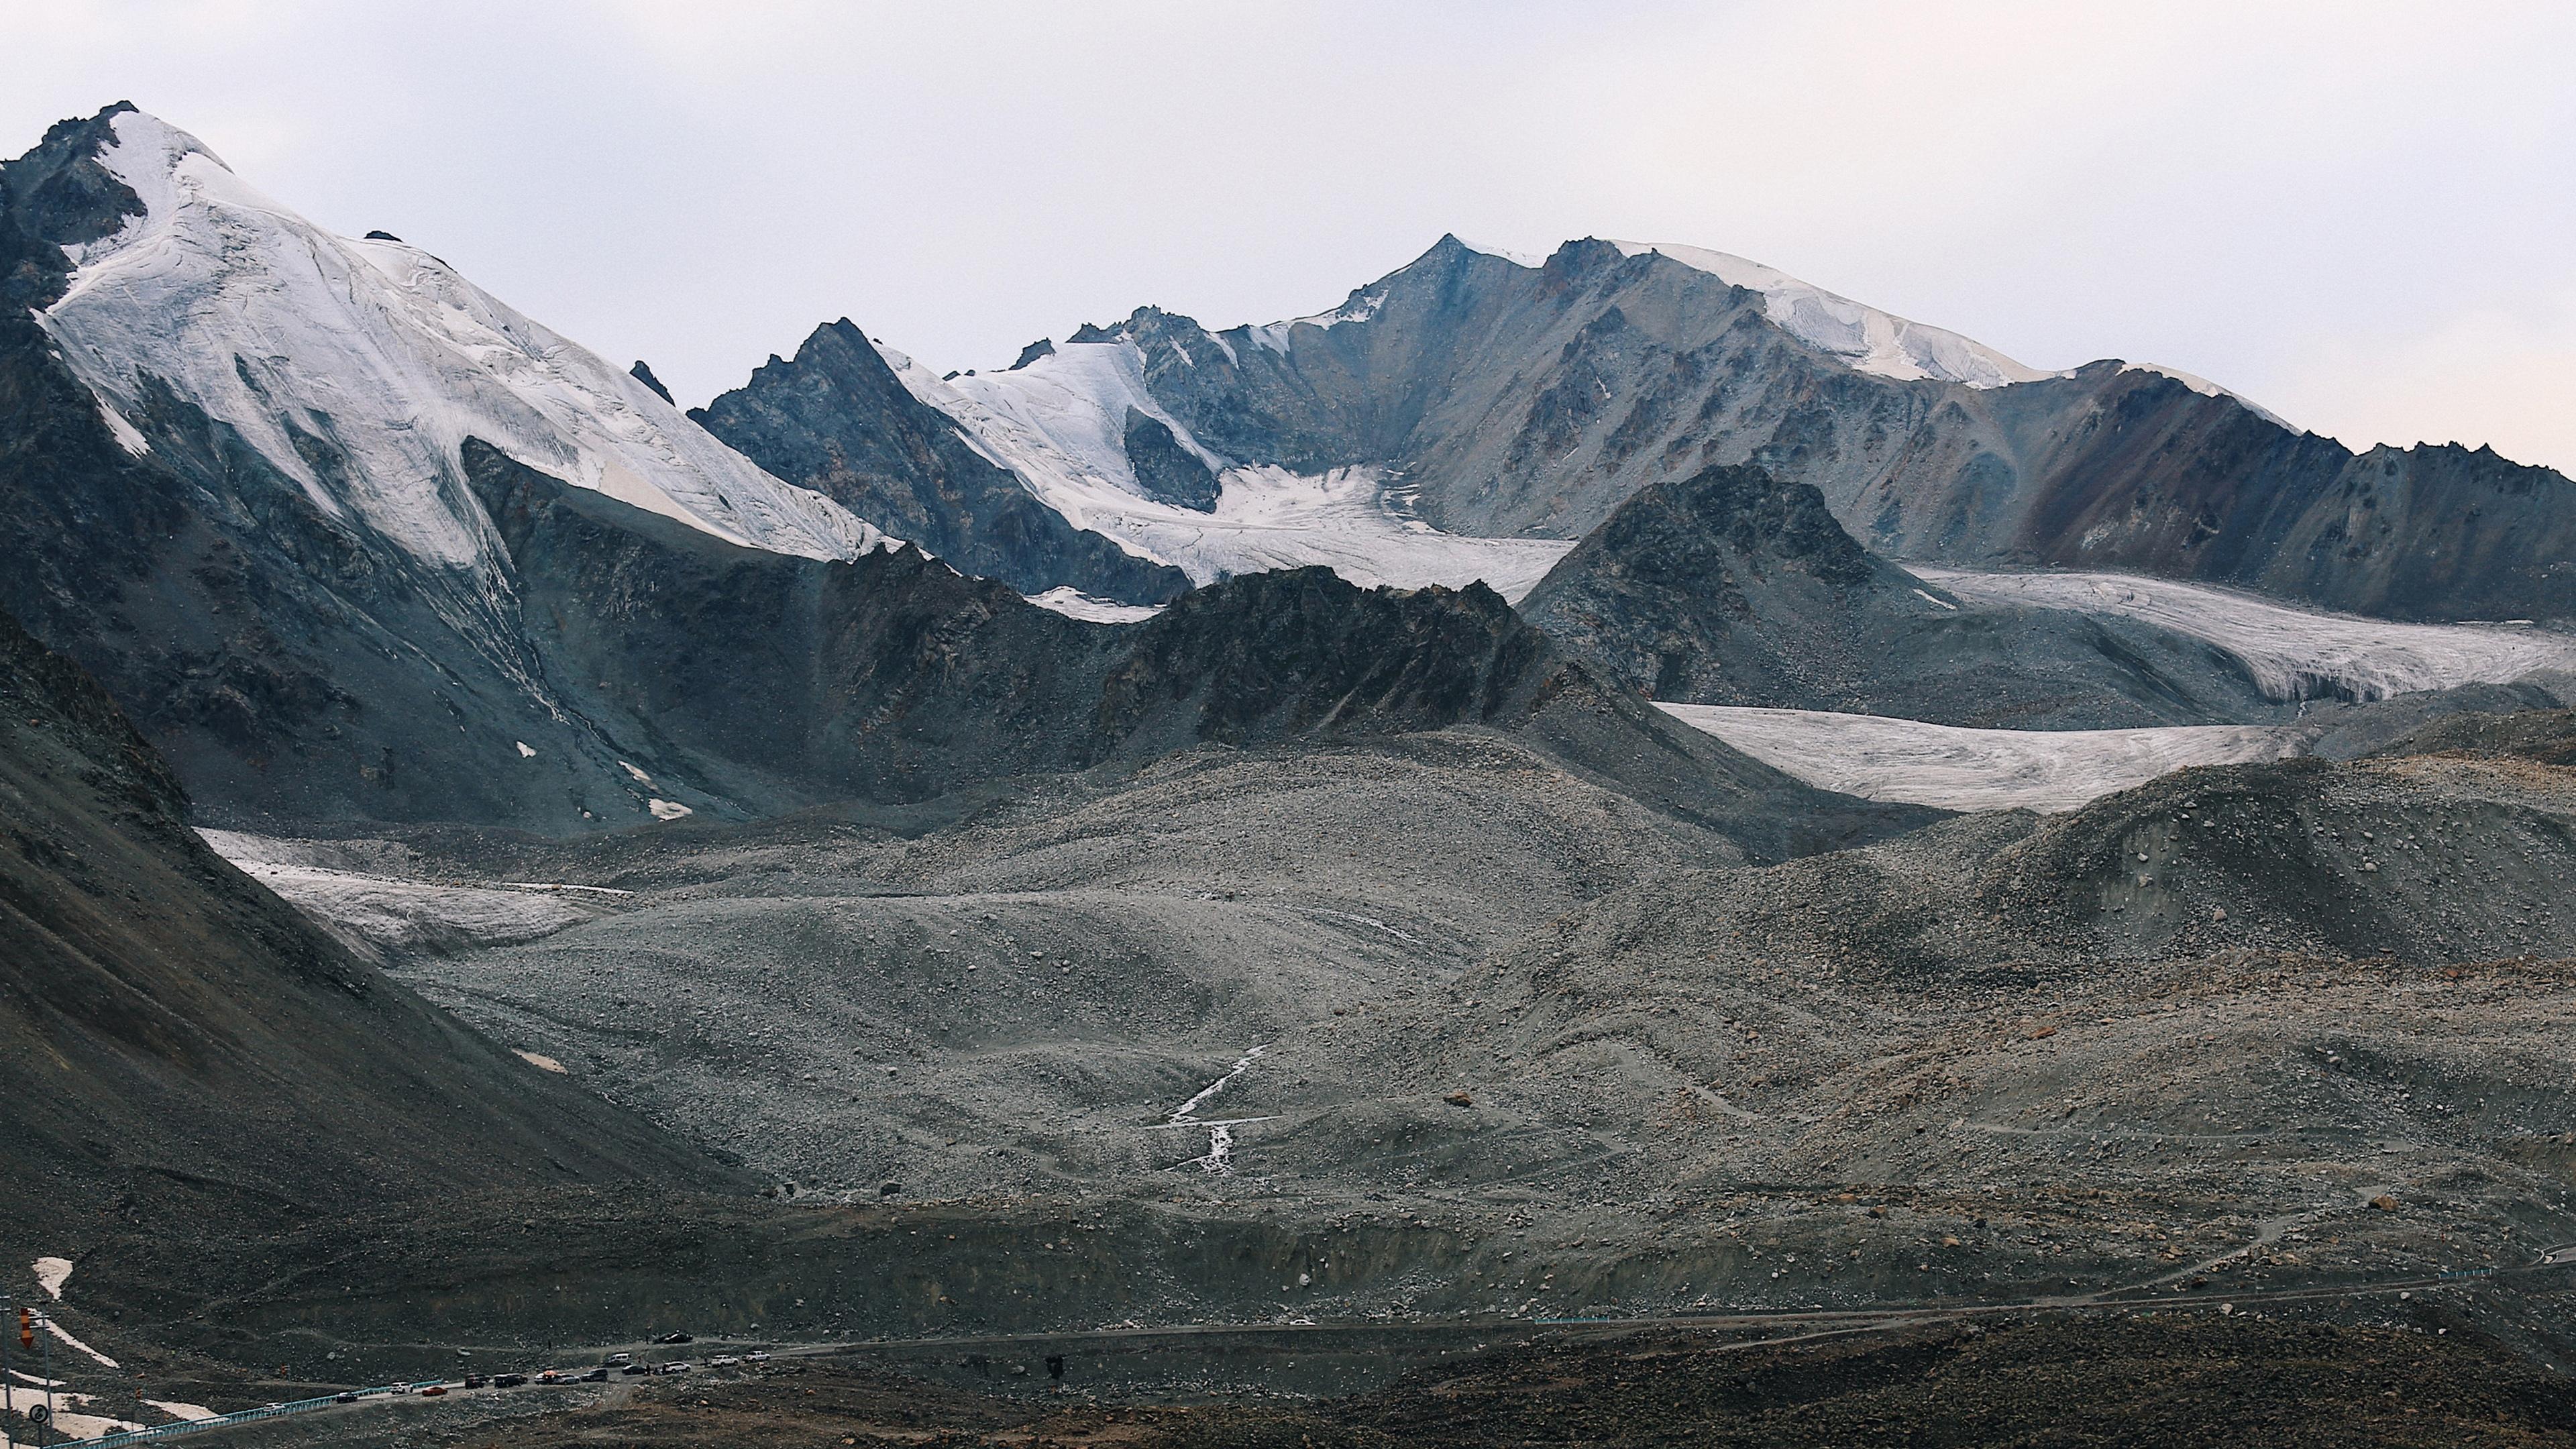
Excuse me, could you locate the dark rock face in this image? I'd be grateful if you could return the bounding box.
[693,319,1187,603]
[1837,364,2576,622]
[1120,406,1219,510]
[0,603,735,1241]
[1009,338,1055,370]
[1521,464,2277,728]
[629,359,674,402]
[463,439,1125,810]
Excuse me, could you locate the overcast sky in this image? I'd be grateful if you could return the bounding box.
[7,1,2571,472]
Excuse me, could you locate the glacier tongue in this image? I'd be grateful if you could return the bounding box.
[1656,704,2308,814]
[38,111,892,571]
[1914,566,2576,702]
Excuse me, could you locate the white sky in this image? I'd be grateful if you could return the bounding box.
[6,1,2571,472]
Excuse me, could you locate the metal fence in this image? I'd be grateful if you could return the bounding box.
[50,1382,443,1447]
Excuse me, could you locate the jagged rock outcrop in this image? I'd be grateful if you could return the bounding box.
[464,439,1126,810]
[1520,464,2276,727]
[1093,566,1934,858]
[695,319,1189,602]
[474,446,1925,856]
[1120,406,1220,510]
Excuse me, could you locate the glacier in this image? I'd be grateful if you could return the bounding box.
[1656,704,2308,814]
[888,341,1575,600]
[1913,567,2576,702]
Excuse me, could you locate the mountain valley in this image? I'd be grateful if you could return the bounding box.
[3,99,2574,1446]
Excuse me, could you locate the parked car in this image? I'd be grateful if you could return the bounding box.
[578,1368,609,1383]
[605,1352,632,1365]
[621,1362,651,1376]
[463,1375,487,1389]
[333,1393,357,1404]
[653,1332,693,1344]
[744,1351,771,1364]
[492,1373,529,1389]
[707,1354,740,1367]
[655,1361,693,1375]
[418,1385,446,1397]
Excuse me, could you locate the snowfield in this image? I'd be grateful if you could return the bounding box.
[1025,587,1166,624]
[201,830,604,956]
[1914,567,2576,702]
[40,110,892,570]
[890,345,1574,599]
[1656,704,2308,813]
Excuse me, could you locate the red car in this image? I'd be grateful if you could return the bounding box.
[419,1385,447,1397]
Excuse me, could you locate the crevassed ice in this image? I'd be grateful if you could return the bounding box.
[39,111,891,572]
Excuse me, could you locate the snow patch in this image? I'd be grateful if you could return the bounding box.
[2115,362,2295,430]
[514,741,535,758]
[40,111,892,572]
[148,1399,220,1421]
[619,761,652,784]
[515,1049,568,1074]
[1912,588,1957,611]
[32,1256,71,1299]
[1455,237,1544,268]
[1024,586,1165,624]
[647,798,694,821]
[1915,567,2576,702]
[39,1312,119,1367]
[94,398,149,455]
[1656,704,2307,813]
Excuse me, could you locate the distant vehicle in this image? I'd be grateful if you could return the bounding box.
[418,1385,446,1397]
[578,1367,609,1383]
[653,1332,693,1344]
[621,1363,651,1376]
[744,1351,771,1363]
[538,1370,563,1385]
[333,1393,357,1404]
[492,1374,529,1389]
[463,1375,488,1389]
[707,1354,740,1367]
[606,1352,632,1365]
[655,1361,693,1375]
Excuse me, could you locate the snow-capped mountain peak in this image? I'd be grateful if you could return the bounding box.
[1608,239,2058,390]
[38,108,892,570]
